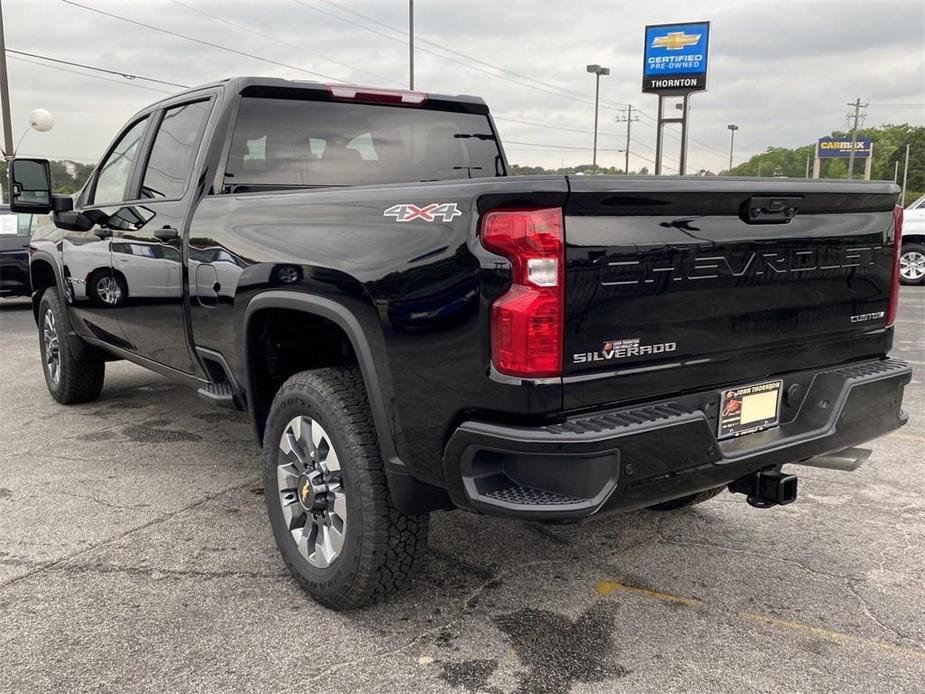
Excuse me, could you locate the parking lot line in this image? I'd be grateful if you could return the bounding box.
[596,579,700,607]
[596,580,925,661]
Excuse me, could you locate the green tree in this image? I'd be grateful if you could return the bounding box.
[725,124,924,202]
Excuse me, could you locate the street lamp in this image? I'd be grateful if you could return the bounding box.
[586,64,610,173]
[11,109,54,158]
[727,124,739,172]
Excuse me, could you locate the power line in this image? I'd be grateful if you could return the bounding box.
[504,140,596,150]
[291,0,627,111]
[166,0,401,87]
[494,114,623,138]
[5,49,188,88]
[317,0,628,109]
[61,0,349,83]
[8,54,176,95]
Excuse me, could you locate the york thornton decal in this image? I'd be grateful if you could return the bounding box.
[384,203,463,223]
[573,338,677,364]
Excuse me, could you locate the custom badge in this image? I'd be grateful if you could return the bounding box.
[384,203,463,223]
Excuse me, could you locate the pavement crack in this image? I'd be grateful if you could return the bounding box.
[657,537,852,583]
[68,492,149,511]
[845,578,924,649]
[0,477,260,593]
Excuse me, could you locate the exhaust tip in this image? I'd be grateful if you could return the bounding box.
[796,447,872,472]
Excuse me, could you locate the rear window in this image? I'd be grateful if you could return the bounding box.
[224,97,504,190]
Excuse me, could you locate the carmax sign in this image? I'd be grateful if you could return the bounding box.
[817,137,873,159]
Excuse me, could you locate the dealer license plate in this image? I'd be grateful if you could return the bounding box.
[718,380,783,439]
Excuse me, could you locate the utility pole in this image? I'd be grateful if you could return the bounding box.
[616,105,638,174]
[0,0,15,160]
[845,97,868,179]
[901,143,911,206]
[805,155,811,179]
[408,0,414,90]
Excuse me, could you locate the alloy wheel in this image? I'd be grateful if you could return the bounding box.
[276,415,347,568]
[43,308,60,386]
[97,275,122,305]
[900,250,925,282]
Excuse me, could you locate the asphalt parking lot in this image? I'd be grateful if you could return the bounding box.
[0,289,923,694]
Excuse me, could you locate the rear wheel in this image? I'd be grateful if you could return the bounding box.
[899,241,925,286]
[648,486,724,511]
[263,367,429,610]
[38,288,105,404]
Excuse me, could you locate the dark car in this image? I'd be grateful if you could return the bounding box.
[0,204,38,298]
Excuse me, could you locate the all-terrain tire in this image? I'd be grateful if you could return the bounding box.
[647,486,725,511]
[263,367,429,610]
[38,287,105,404]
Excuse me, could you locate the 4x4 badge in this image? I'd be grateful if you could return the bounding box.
[384,203,462,223]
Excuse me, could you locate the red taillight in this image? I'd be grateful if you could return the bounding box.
[327,84,427,105]
[481,208,564,378]
[887,204,903,326]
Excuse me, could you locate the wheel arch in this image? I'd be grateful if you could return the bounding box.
[242,291,451,515]
[242,291,398,461]
[29,252,64,325]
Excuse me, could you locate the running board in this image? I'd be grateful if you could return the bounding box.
[197,382,239,410]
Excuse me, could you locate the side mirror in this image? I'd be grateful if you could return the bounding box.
[9,158,52,214]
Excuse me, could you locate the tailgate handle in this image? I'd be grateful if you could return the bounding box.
[741,196,802,224]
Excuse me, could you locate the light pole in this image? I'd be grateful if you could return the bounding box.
[727,124,739,172]
[408,0,414,90]
[586,64,609,173]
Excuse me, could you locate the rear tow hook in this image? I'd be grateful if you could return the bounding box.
[729,470,798,509]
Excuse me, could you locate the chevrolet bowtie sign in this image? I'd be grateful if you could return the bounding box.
[643,22,711,94]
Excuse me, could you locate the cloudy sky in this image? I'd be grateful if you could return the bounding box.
[4,0,924,173]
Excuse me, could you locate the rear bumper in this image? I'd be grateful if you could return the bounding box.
[443,358,911,520]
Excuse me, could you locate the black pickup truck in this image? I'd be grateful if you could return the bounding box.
[10,77,910,609]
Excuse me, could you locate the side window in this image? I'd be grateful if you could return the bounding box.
[16,214,33,235]
[91,117,149,206]
[141,100,212,200]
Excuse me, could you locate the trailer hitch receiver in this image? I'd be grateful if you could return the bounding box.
[729,470,798,508]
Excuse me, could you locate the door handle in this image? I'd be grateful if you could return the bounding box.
[93,227,112,239]
[155,226,180,242]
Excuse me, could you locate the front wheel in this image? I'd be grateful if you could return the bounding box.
[899,241,925,286]
[38,288,105,404]
[263,367,429,610]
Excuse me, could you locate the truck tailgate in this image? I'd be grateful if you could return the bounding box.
[562,177,900,410]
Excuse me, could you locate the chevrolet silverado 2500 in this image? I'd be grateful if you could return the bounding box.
[10,77,910,609]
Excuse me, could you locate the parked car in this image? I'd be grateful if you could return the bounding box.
[10,77,911,610]
[0,204,39,298]
[900,193,925,285]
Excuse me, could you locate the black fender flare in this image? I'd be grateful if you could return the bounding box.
[29,248,67,322]
[242,290,400,463]
[241,291,451,514]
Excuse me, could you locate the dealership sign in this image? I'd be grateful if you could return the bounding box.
[642,22,711,94]
[817,137,873,159]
